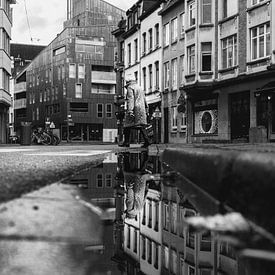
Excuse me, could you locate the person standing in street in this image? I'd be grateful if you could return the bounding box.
[122,75,151,148]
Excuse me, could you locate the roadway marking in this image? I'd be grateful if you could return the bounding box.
[0,148,37,153]
[25,150,111,156]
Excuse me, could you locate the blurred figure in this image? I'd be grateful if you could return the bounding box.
[122,75,151,148]
[122,151,153,219]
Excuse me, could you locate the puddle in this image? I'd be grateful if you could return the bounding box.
[61,150,275,275]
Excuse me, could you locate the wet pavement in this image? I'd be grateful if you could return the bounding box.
[0,146,275,274]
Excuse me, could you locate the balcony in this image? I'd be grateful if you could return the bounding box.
[14,98,27,109]
[14,82,26,94]
[0,89,11,106]
[91,71,116,84]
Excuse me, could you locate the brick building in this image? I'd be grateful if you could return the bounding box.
[25,0,124,142]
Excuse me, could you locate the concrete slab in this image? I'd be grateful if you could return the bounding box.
[0,183,104,275]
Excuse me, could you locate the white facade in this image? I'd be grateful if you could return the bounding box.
[140,6,163,106]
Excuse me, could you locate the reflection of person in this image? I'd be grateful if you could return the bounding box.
[122,151,153,219]
[122,75,151,148]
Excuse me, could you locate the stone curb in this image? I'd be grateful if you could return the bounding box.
[161,148,275,234]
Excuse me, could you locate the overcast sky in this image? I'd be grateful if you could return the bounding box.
[12,0,136,45]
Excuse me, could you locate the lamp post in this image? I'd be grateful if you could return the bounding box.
[152,107,162,144]
[67,114,73,142]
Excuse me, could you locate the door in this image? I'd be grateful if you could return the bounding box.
[230,91,250,141]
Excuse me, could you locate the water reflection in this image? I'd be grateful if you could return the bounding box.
[67,151,275,275]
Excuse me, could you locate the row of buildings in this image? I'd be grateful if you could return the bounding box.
[112,151,257,275]
[8,0,125,143]
[113,0,275,144]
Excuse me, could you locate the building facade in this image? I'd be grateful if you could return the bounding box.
[182,0,275,143]
[160,0,186,144]
[0,0,16,143]
[25,0,124,142]
[10,43,45,137]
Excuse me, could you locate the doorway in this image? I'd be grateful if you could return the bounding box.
[230,91,250,141]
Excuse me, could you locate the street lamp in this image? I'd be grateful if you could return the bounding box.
[152,107,162,144]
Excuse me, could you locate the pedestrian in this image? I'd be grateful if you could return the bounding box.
[121,151,153,220]
[121,75,151,148]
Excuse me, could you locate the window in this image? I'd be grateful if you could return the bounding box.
[127,226,131,248]
[91,84,115,94]
[171,203,177,233]
[180,55,184,84]
[134,71,138,82]
[172,250,177,274]
[202,0,212,24]
[96,174,103,187]
[134,229,138,253]
[148,200,152,228]
[155,24,159,47]
[252,0,265,5]
[171,107,177,131]
[180,257,185,275]
[222,0,238,19]
[75,83,82,98]
[105,174,112,187]
[171,58,177,90]
[180,113,187,130]
[188,0,196,27]
[200,231,211,251]
[97,104,103,118]
[201,42,212,71]
[134,39,138,62]
[222,35,237,69]
[141,236,146,259]
[70,102,88,112]
[180,13,185,38]
[171,17,178,42]
[120,41,124,63]
[164,62,170,89]
[57,66,61,80]
[143,67,147,91]
[163,23,170,47]
[149,28,153,51]
[163,246,169,269]
[200,269,212,275]
[187,45,195,74]
[147,240,152,263]
[142,204,146,225]
[69,63,76,78]
[179,207,185,237]
[39,91,43,103]
[163,203,170,230]
[220,242,236,259]
[154,202,159,231]
[143,32,147,55]
[154,244,159,269]
[106,104,112,118]
[128,43,131,66]
[148,65,152,92]
[36,107,39,121]
[155,61,159,90]
[186,228,195,248]
[78,64,85,79]
[53,46,65,56]
[188,266,195,275]
[251,22,270,60]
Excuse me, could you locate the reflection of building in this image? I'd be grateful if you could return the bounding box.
[25,0,125,142]
[0,0,16,143]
